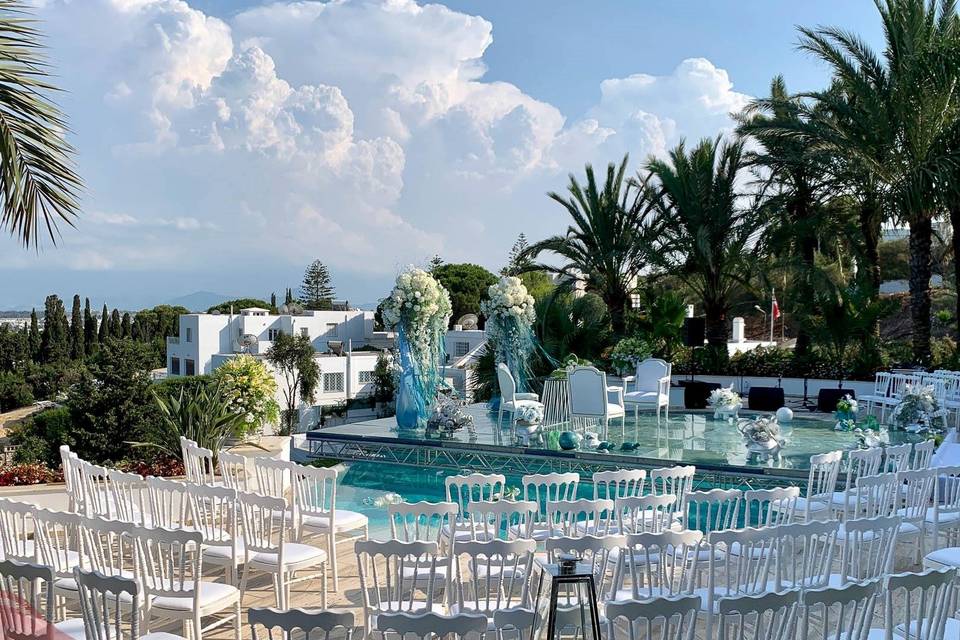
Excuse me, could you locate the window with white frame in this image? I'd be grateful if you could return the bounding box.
[358,370,374,384]
[268,328,280,341]
[185,359,196,376]
[170,357,181,375]
[455,341,470,357]
[323,372,345,393]
[185,327,193,343]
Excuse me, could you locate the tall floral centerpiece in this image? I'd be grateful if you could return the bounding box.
[381,267,452,429]
[891,384,947,439]
[480,276,537,391]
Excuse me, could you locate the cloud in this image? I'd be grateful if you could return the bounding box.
[3,0,752,301]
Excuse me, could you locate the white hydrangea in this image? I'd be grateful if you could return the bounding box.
[481,276,536,340]
[381,267,452,372]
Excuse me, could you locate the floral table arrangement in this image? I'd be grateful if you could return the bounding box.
[833,394,859,432]
[709,386,742,420]
[426,395,476,437]
[381,267,452,429]
[481,276,537,391]
[737,415,785,455]
[891,384,947,440]
[513,403,544,445]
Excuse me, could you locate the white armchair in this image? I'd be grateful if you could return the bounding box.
[568,366,625,435]
[496,363,542,430]
[623,358,671,420]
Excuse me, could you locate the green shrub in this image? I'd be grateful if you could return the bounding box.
[8,406,72,467]
[0,372,34,411]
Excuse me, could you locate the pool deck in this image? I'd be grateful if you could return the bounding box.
[304,405,909,488]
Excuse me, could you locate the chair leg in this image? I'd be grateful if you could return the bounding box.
[233,599,241,640]
[322,561,328,608]
[664,400,669,419]
[331,529,339,591]
[497,405,503,429]
[193,613,202,640]
[238,565,249,605]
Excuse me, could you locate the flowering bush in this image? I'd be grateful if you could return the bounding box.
[118,456,184,478]
[0,463,56,486]
[515,403,544,424]
[610,337,654,374]
[892,384,947,434]
[708,386,741,409]
[214,354,280,437]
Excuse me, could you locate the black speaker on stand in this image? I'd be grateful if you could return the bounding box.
[683,317,706,349]
[681,317,715,408]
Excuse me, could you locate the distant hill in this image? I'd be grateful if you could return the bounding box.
[163,291,232,312]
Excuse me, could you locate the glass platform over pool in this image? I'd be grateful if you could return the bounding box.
[303,405,917,487]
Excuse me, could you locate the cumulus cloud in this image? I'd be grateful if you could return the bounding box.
[2,0,752,305]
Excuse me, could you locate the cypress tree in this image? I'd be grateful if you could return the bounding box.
[121,312,132,338]
[69,294,84,359]
[284,288,293,305]
[98,304,110,343]
[83,298,97,355]
[270,292,277,309]
[40,295,69,362]
[110,309,122,338]
[28,309,40,360]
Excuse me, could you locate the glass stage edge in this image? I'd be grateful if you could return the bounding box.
[302,404,917,488]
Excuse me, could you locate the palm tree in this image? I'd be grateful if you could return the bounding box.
[640,137,759,348]
[0,0,81,246]
[523,156,659,337]
[796,0,960,364]
[737,76,834,356]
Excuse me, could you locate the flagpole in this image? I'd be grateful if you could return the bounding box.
[770,288,775,343]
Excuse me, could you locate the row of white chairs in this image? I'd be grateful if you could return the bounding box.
[861,370,960,423]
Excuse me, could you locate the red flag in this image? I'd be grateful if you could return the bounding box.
[772,297,781,319]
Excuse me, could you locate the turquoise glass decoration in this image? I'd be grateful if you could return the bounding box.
[395,367,422,429]
[558,431,581,450]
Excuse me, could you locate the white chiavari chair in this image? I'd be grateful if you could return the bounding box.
[145,475,191,530]
[869,569,956,640]
[896,468,938,562]
[715,589,800,640]
[444,474,505,545]
[860,372,891,419]
[913,440,936,470]
[831,449,883,518]
[923,465,960,554]
[605,595,700,640]
[0,497,35,561]
[615,495,677,534]
[78,461,114,519]
[78,516,136,583]
[684,488,741,535]
[613,530,703,601]
[834,515,901,587]
[545,535,627,607]
[0,559,84,640]
[292,463,368,591]
[776,520,839,591]
[466,500,537,542]
[183,440,218,486]
[798,580,879,640]
[592,469,645,501]
[882,443,913,473]
[253,457,293,501]
[248,607,355,640]
[33,508,82,615]
[187,483,243,585]
[521,473,579,540]
[779,450,841,522]
[375,611,487,640]
[107,469,150,527]
[74,567,176,640]
[219,451,253,492]
[60,445,83,514]
[650,465,695,528]
[389,501,459,546]
[450,538,536,630]
[744,487,799,527]
[238,491,328,610]
[546,498,615,537]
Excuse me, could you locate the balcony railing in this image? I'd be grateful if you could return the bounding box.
[167,336,180,346]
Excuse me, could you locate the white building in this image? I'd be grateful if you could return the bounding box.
[443,328,487,400]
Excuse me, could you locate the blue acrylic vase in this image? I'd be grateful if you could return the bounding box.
[395,368,423,430]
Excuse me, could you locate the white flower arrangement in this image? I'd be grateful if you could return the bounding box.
[481,276,536,342]
[515,403,544,425]
[836,394,858,415]
[381,266,452,372]
[892,384,947,433]
[709,386,741,410]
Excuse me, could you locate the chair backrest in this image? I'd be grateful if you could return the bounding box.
[871,372,891,397]
[388,501,459,544]
[633,358,671,393]
[837,516,901,584]
[219,450,253,492]
[107,469,149,527]
[376,612,487,640]
[145,475,190,529]
[933,465,960,526]
[898,468,938,524]
[0,559,54,638]
[78,516,135,579]
[890,374,918,398]
[254,457,295,501]
[451,539,536,616]
[60,445,82,512]
[605,595,699,640]
[522,472,580,513]
[882,569,956,640]
[800,580,879,640]
[134,525,204,606]
[744,487,799,527]
[544,535,627,601]
[291,464,337,522]
[616,495,677,534]
[706,527,780,601]
[239,491,289,556]
[593,469,646,500]
[355,539,442,615]
[249,607,355,640]
[842,448,883,491]
[716,589,800,640]
[568,366,608,417]
[845,473,899,520]
[547,498,615,537]
[775,520,839,591]
[0,498,35,562]
[77,461,113,519]
[445,473,505,523]
[465,500,537,541]
[619,530,703,600]
[804,450,843,508]
[882,443,913,473]
[684,488,741,534]
[74,567,140,640]
[497,363,517,404]
[187,483,239,550]
[913,440,935,470]
[184,441,216,485]
[650,466,696,524]
[33,508,80,580]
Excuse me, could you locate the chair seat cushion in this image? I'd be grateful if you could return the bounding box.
[142,634,188,640]
[248,543,327,569]
[54,618,86,640]
[924,546,960,568]
[623,391,660,403]
[151,581,239,612]
[301,509,369,532]
[924,507,960,524]
[606,404,625,417]
[202,541,245,563]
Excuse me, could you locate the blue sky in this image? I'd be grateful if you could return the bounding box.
[0,0,883,311]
